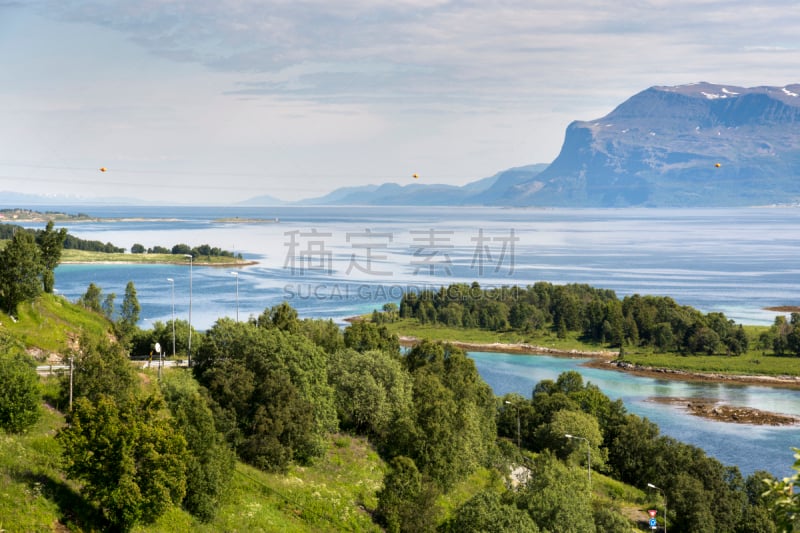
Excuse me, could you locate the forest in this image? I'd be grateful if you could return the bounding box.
[395,282,800,357]
[2,297,798,531]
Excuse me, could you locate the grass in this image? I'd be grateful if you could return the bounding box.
[383,318,610,352]
[2,409,653,533]
[0,391,387,532]
[1,293,112,356]
[0,405,101,533]
[436,466,503,521]
[136,431,386,533]
[383,318,800,377]
[1,409,384,532]
[619,350,800,376]
[61,249,253,266]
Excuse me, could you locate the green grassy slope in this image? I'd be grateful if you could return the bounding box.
[0,294,113,357]
[0,401,387,532]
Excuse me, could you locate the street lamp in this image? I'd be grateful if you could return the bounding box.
[504,400,521,449]
[565,433,591,491]
[183,254,193,367]
[647,483,667,533]
[230,271,239,322]
[167,278,176,358]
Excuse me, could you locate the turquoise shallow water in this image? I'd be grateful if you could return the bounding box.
[469,351,799,477]
[21,204,800,476]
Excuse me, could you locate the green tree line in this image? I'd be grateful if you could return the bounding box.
[0,221,124,253]
[3,294,796,531]
[760,313,800,357]
[399,282,750,355]
[130,241,242,260]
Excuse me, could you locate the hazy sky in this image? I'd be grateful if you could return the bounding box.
[1,1,798,203]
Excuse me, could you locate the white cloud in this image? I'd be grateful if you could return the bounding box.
[0,0,797,202]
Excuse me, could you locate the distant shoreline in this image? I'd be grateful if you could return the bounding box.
[60,259,258,267]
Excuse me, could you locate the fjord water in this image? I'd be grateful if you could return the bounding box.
[32,205,800,476]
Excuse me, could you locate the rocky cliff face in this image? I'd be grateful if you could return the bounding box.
[502,83,800,206]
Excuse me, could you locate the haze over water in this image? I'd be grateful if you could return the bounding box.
[22,204,800,476]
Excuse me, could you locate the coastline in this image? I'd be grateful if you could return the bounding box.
[398,335,800,389]
[398,335,618,358]
[60,260,258,267]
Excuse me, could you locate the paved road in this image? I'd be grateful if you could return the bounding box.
[37,359,188,375]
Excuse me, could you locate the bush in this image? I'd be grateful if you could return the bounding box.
[0,351,41,433]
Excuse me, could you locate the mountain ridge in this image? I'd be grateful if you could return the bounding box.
[506,82,800,207]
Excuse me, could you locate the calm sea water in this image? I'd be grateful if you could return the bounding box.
[18,205,800,476]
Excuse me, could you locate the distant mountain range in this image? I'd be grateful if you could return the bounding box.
[5,83,799,209]
[254,82,800,208]
[0,191,147,207]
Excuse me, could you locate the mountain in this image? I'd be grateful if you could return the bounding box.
[0,191,145,206]
[293,164,548,206]
[235,193,289,206]
[246,83,800,208]
[504,82,800,207]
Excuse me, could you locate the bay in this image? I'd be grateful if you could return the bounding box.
[18,204,800,477]
[471,351,798,477]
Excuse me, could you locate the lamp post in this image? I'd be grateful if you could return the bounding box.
[183,254,193,367]
[167,278,176,358]
[565,433,591,491]
[647,483,667,533]
[504,400,521,449]
[230,271,239,322]
[155,341,162,379]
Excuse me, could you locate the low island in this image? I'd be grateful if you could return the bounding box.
[365,282,800,399]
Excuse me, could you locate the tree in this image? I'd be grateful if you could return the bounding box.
[0,347,41,433]
[442,489,539,533]
[391,341,496,490]
[343,320,400,354]
[537,409,605,472]
[257,301,300,333]
[63,333,137,406]
[608,414,660,483]
[118,281,141,337]
[160,372,235,522]
[78,282,104,313]
[764,448,800,532]
[327,348,412,438]
[102,292,116,320]
[195,318,337,471]
[592,505,633,533]
[376,456,439,533]
[58,394,188,530]
[687,326,721,355]
[515,452,596,533]
[298,318,344,354]
[382,302,399,322]
[0,229,43,313]
[36,220,67,293]
[130,243,146,254]
[171,243,192,255]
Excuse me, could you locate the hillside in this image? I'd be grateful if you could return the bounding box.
[0,293,113,359]
[0,405,388,532]
[502,82,800,206]
[252,164,549,206]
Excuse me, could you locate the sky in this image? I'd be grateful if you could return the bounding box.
[1,1,798,204]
